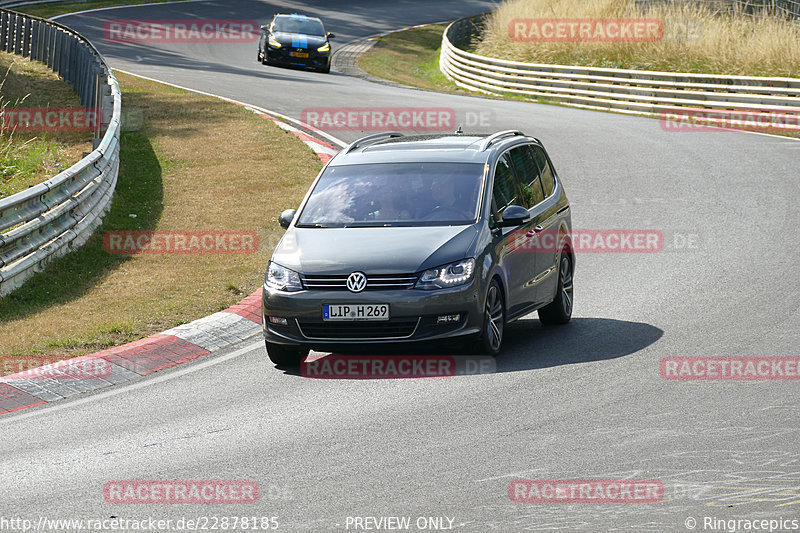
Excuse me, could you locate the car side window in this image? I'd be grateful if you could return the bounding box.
[530,145,555,198]
[492,153,518,211]
[509,146,545,209]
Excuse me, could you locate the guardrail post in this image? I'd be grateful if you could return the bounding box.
[0,12,8,51]
[21,15,29,56]
[6,11,15,52]
[56,29,66,76]
[46,23,55,69]
[31,16,42,61]
[12,12,22,53]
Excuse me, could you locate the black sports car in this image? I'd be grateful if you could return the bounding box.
[258,14,335,73]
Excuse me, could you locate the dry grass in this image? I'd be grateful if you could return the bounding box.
[1,51,92,198]
[476,0,800,77]
[0,72,321,360]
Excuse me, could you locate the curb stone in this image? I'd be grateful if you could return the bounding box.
[0,113,339,416]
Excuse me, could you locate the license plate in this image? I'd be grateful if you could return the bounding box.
[290,51,309,58]
[323,304,389,321]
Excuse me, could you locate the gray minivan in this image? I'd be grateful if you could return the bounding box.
[262,131,574,366]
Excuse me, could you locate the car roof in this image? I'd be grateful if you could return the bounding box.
[328,132,540,166]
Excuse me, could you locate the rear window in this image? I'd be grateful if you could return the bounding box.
[296,162,484,227]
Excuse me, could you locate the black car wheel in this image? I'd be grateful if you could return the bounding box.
[480,279,505,356]
[265,341,308,367]
[538,250,573,325]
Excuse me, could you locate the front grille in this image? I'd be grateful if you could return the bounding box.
[296,318,420,340]
[301,273,417,291]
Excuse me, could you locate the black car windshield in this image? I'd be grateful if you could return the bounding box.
[272,17,325,36]
[296,162,484,227]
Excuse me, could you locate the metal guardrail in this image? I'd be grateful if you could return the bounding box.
[440,14,800,120]
[0,7,121,296]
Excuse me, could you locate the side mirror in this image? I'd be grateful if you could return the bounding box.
[279,208,297,229]
[260,25,268,31]
[327,32,335,39]
[499,205,530,227]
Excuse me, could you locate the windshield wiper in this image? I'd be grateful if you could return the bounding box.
[296,223,332,228]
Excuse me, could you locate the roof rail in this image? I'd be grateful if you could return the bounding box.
[344,132,405,154]
[477,130,524,151]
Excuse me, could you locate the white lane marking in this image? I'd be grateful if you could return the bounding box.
[0,338,264,424]
[737,130,800,142]
[112,69,347,148]
[305,141,339,156]
[474,472,540,482]
[51,0,210,20]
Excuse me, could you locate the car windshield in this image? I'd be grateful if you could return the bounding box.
[296,162,484,227]
[273,17,325,36]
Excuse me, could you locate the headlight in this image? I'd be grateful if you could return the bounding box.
[415,258,475,290]
[317,43,330,53]
[265,261,302,292]
[268,37,281,48]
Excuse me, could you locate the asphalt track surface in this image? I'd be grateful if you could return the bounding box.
[2,1,800,531]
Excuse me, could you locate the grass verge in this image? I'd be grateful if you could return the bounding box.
[0,71,321,361]
[15,0,188,19]
[1,51,92,198]
[357,25,465,94]
[358,23,571,106]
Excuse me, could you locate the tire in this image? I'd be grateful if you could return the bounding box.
[265,341,308,367]
[538,250,573,325]
[479,279,505,356]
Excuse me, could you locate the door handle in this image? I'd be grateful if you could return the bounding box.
[526,225,544,237]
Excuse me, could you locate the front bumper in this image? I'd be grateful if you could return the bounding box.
[262,280,482,349]
[266,47,330,69]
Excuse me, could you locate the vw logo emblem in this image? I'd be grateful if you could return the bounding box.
[346,272,367,293]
